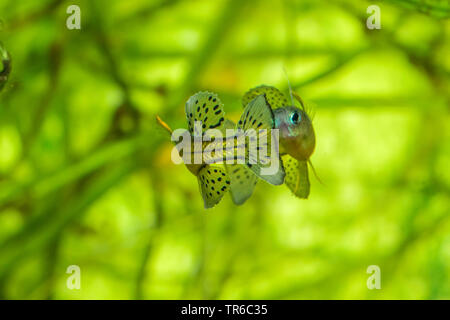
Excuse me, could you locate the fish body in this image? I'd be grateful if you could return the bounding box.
[157,91,285,208]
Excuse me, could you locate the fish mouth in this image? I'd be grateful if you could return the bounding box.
[277,122,291,139]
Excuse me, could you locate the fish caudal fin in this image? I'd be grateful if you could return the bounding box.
[197,166,231,209]
[155,115,174,136]
[242,85,289,110]
[238,94,285,186]
[283,155,310,199]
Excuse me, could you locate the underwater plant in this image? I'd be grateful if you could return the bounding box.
[0,43,11,92]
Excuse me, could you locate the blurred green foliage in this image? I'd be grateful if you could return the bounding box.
[0,0,449,299]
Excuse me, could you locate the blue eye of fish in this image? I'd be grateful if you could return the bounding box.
[290,111,301,124]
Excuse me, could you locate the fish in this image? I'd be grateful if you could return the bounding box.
[156,91,285,208]
[231,85,317,200]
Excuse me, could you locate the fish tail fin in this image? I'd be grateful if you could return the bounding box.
[156,115,173,136]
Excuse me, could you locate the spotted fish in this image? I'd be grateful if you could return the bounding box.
[157,91,285,208]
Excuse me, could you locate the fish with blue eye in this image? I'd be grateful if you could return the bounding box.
[156,91,285,208]
[226,85,318,203]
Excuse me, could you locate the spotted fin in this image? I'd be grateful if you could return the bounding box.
[237,94,285,185]
[225,163,258,205]
[242,85,289,110]
[220,119,257,205]
[185,91,225,136]
[197,165,230,209]
[283,155,310,199]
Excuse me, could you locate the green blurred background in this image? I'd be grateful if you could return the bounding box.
[0,0,449,299]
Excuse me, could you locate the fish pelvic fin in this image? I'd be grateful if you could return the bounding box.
[283,155,310,199]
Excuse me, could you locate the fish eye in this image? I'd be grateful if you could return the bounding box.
[290,111,301,124]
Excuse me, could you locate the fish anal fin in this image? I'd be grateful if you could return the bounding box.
[197,165,230,209]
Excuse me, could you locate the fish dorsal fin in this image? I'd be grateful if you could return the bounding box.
[282,155,310,199]
[242,85,289,110]
[197,165,231,208]
[238,94,285,186]
[185,91,225,136]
